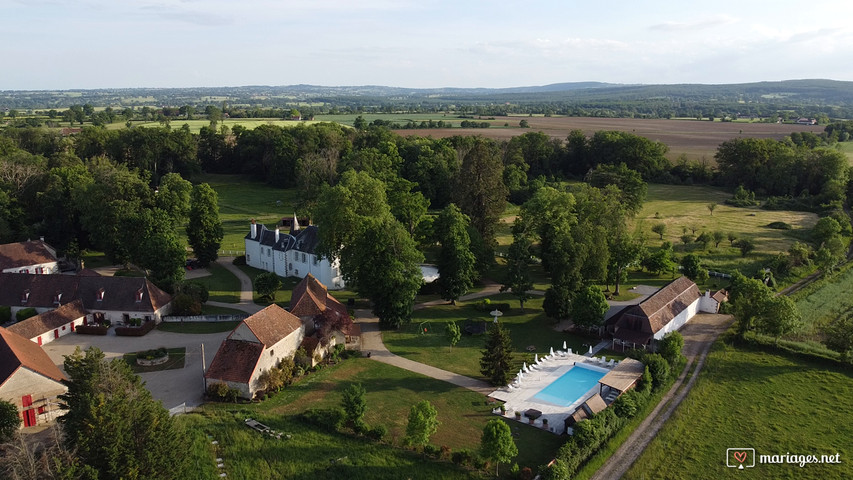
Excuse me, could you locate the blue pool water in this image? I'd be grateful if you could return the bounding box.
[533,364,607,407]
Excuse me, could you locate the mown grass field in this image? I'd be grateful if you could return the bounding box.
[624,341,853,480]
[199,173,298,254]
[637,183,818,274]
[383,294,596,380]
[180,358,563,478]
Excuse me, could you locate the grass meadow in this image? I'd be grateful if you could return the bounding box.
[791,264,853,340]
[179,358,564,478]
[190,261,242,303]
[383,294,596,380]
[637,184,817,275]
[624,341,853,480]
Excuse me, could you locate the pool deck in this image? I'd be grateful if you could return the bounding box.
[490,352,618,434]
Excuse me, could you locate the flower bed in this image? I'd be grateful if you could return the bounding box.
[136,347,169,366]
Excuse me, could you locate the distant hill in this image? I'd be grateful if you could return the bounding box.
[1,79,852,111]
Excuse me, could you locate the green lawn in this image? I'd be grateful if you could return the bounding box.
[383,294,594,380]
[625,341,853,480]
[189,261,242,303]
[157,321,241,334]
[182,358,563,477]
[236,264,300,305]
[638,183,818,274]
[122,347,186,373]
[199,173,299,255]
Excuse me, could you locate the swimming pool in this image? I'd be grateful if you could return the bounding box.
[533,364,607,407]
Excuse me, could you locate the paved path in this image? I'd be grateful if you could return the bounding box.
[210,257,264,314]
[589,313,734,480]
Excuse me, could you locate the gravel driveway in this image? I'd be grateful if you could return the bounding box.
[42,328,230,409]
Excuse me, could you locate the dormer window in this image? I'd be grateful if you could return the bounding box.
[36,267,43,274]
[135,288,144,303]
[21,290,29,304]
[53,292,62,305]
[19,269,28,274]
[96,288,105,302]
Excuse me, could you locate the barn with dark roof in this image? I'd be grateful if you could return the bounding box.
[606,276,723,350]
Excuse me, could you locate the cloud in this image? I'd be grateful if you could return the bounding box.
[649,15,737,32]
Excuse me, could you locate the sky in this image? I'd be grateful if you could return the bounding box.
[3,0,853,90]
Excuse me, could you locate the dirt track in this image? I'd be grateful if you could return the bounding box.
[589,313,734,480]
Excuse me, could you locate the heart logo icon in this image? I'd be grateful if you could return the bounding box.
[733,451,747,463]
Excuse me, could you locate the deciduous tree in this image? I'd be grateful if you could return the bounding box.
[187,183,224,266]
[480,419,518,477]
[571,285,608,330]
[0,399,20,443]
[435,204,476,304]
[501,223,534,311]
[445,321,461,351]
[341,383,367,430]
[255,272,281,301]
[404,400,439,449]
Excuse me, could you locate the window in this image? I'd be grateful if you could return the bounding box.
[313,256,319,265]
[247,254,251,262]
[96,288,104,302]
[302,253,306,263]
[53,293,62,305]
[36,267,43,274]
[21,290,30,304]
[135,289,144,303]
[270,350,275,356]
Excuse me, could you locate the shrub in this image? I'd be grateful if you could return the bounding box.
[520,466,534,480]
[207,382,230,399]
[439,445,452,460]
[366,424,387,441]
[423,444,441,458]
[452,449,475,467]
[767,221,792,230]
[613,390,640,418]
[75,324,109,335]
[138,347,167,360]
[16,307,37,323]
[171,293,202,315]
[299,407,345,432]
[232,255,246,266]
[0,306,10,324]
[644,353,671,390]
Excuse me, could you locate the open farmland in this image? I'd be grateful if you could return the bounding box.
[396,116,826,162]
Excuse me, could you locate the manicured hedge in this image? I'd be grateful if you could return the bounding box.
[76,325,109,335]
[115,320,157,336]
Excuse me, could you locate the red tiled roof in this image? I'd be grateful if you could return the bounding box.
[712,289,728,303]
[342,323,361,337]
[232,304,303,347]
[0,240,57,271]
[204,339,263,384]
[300,335,320,353]
[289,274,328,317]
[0,327,66,387]
[8,299,87,340]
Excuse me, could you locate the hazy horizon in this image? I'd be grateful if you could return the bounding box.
[3,1,852,90]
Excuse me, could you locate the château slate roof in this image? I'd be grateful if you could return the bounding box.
[0,273,172,313]
[0,327,66,388]
[246,223,320,255]
[8,300,87,340]
[0,240,57,271]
